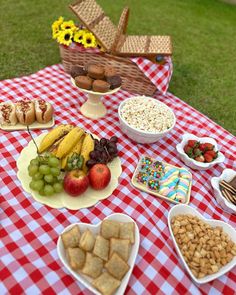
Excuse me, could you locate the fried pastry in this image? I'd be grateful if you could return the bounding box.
[61,225,81,249]
[101,220,120,239]
[93,272,120,295]
[110,238,130,261]
[67,247,85,270]
[119,222,135,244]
[82,252,103,279]
[79,229,95,252]
[93,235,109,261]
[105,253,129,280]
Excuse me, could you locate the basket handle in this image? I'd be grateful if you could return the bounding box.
[111,6,129,53]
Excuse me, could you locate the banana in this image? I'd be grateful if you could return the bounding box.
[80,133,95,173]
[61,134,85,169]
[38,124,74,153]
[56,127,85,159]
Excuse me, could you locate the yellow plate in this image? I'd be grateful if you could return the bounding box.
[1,118,55,131]
[16,133,122,210]
[131,157,192,205]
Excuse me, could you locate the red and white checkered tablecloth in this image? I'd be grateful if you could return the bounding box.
[0,64,236,295]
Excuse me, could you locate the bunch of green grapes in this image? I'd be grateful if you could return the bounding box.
[28,154,63,196]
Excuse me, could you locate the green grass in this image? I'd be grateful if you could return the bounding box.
[0,0,236,135]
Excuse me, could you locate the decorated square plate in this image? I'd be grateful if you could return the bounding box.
[1,118,55,131]
[131,156,192,204]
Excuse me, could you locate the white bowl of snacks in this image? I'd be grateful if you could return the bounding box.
[176,133,225,170]
[168,204,236,284]
[118,96,176,144]
[211,169,236,215]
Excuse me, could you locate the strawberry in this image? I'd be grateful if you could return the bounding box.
[199,143,207,152]
[204,143,214,151]
[194,155,205,162]
[204,150,218,159]
[187,140,199,148]
[184,145,192,154]
[204,153,213,163]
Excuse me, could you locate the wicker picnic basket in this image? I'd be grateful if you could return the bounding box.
[60,0,172,96]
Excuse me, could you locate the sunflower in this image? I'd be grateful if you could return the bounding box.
[51,16,64,39]
[57,29,73,46]
[61,20,76,31]
[82,32,96,48]
[73,29,85,44]
[97,41,106,52]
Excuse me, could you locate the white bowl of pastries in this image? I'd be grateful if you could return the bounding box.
[118,96,176,144]
[211,169,236,215]
[168,204,236,284]
[57,213,140,295]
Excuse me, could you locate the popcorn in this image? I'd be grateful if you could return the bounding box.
[121,97,174,133]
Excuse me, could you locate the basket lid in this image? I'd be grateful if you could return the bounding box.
[69,0,117,52]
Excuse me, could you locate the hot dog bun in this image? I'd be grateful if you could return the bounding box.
[0,101,18,125]
[16,100,35,125]
[35,99,53,123]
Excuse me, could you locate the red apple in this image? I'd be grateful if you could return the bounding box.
[89,164,111,190]
[63,169,89,197]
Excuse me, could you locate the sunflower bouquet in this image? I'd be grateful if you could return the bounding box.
[52,16,99,49]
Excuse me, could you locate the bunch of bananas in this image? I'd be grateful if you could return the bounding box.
[39,124,95,173]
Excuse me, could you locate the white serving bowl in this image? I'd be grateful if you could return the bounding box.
[168,204,236,284]
[118,96,176,144]
[211,169,236,215]
[57,213,140,295]
[176,133,225,170]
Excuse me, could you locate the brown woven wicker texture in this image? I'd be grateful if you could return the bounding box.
[70,0,172,56]
[69,0,117,51]
[60,45,156,95]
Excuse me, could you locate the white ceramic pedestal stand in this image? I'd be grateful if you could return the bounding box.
[71,78,120,120]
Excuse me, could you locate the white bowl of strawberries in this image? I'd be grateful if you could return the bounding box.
[176,133,225,170]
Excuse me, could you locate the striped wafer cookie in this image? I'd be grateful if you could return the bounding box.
[221,188,236,205]
[219,180,236,195]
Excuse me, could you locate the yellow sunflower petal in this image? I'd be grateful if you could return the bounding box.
[61,20,76,31]
[57,29,73,46]
[73,29,85,44]
[83,32,97,48]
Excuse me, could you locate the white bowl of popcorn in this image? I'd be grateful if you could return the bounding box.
[118,96,176,144]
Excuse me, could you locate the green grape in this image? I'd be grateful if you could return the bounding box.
[39,187,45,196]
[30,158,39,166]
[39,165,51,175]
[53,182,63,193]
[48,157,60,168]
[28,165,38,176]
[34,180,44,191]
[33,172,44,181]
[29,180,37,191]
[44,174,54,183]
[51,167,60,176]
[44,184,54,196]
[53,176,59,183]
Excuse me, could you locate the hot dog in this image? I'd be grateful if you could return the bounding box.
[0,101,18,125]
[35,99,53,123]
[16,100,35,125]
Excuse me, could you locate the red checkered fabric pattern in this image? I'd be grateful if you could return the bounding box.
[131,56,173,94]
[0,64,236,295]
